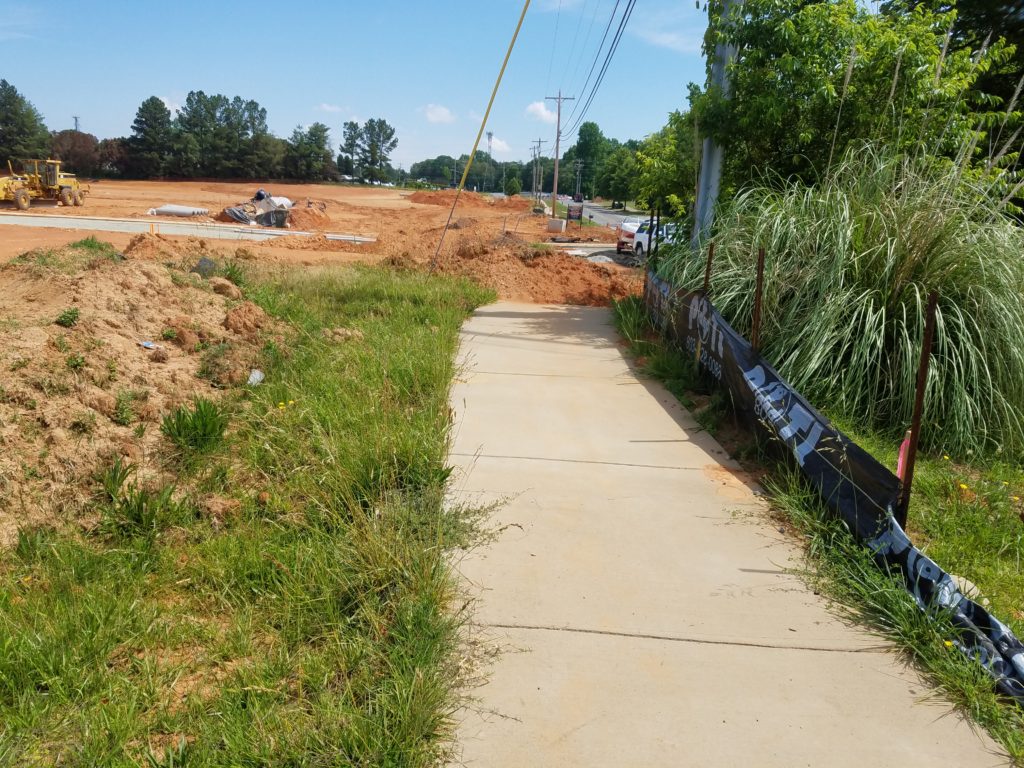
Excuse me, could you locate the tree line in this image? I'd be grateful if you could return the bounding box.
[0,80,400,182]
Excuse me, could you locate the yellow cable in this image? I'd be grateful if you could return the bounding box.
[431,0,532,269]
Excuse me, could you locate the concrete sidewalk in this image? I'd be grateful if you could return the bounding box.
[448,303,1003,767]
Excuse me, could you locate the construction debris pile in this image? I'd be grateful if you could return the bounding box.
[217,188,293,227]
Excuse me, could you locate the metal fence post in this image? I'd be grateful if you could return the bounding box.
[896,290,939,529]
[751,247,766,353]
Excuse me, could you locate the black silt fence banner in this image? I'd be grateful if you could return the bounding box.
[645,271,1024,702]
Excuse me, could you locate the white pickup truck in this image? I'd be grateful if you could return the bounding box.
[614,217,644,254]
[616,219,678,258]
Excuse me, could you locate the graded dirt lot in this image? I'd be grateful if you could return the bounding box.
[0,180,633,303]
[0,181,641,546]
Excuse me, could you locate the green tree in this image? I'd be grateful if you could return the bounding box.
[504,174,522,196]
[597,146,637,205]
[283,123,337,181]
[341,120,361,176]
[358,118,398,182]
[633,110,698,216]
[50,130,100,175]
[694,0,1015,190]
[573,121,610,197]
[0,79,50,162]
[127,96,173,177]
[97,138,128,177]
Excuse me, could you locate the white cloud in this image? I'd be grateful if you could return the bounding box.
[423,103,456,124]
[631,27,702,54]
[525,101,557,125]
[160,97,182,116]
[315,103,344,113]
[491,137,511,154]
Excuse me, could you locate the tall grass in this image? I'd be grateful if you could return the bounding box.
[0,265,494,767]
[658,146,1024,458]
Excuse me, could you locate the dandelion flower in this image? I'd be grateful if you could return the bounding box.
[943,455,950,460]
[959,483,968,490]
[944,640,954,648]
[288,400,295,405]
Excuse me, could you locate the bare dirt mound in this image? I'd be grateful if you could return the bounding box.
[432,232,642,306]
[408,189,530,212]
[0,240,269,548]
[287,200,330,230]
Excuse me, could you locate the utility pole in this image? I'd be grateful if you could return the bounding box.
[531,138,547,201]
[73,116,80,132]
[691,0,742,247]
[486,131,494,192]
[545,91,574,215]
[574,159,584,198]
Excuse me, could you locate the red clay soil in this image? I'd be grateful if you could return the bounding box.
[421,231,641,306]
[408,189,531,212]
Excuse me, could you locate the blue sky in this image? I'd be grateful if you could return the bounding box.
[1,0,710,167]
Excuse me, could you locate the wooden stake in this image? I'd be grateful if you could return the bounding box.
[703,242,715,295]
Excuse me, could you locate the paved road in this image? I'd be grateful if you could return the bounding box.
[448,303,1003,767]
[0,212,374,244]
[581,201,637,229]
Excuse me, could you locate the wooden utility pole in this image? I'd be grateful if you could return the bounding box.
[545,91,574,215]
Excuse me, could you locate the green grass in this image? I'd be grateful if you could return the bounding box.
[160,397,229,457]
[10,237,123,273]
[766,470,1024,761]
[657,145,1024,460]
[0,265,493,766]
[54,308,80,328]
[612,293,1024,760]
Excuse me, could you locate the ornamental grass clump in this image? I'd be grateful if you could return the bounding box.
[657,146,1024,458]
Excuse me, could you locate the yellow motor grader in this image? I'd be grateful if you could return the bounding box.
[0,173,30,210]
[7,159,88,208]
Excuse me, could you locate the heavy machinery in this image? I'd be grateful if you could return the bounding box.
[0,174,30,210]
[9,159,87,207]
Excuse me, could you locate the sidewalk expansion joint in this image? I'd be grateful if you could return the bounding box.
[469,370,639,380]
[449,452,699,471]
[480,622,886,654]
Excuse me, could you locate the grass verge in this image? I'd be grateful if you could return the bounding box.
[0,265,494,767]
[612,294,1024,761]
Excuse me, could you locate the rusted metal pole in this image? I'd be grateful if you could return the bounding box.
[751,247,766,353]
[897,290,940,529]
[703,242,715,295]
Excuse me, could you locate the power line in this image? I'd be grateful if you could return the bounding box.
[564,0,603,96]
[559,0,591,90]
[543,0,564,96]
[561,0,622,128]
[563,0,636,138]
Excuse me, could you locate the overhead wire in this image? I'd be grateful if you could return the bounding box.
[563,0,636,138]
[560,0,591,89]
[564,0,604,98]
[430,0,532,271]
[561,0,622,129]
[543,0,564,96]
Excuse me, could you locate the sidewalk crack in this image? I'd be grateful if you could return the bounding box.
[479,622,886,654]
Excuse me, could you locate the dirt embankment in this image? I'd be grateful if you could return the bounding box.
[1,180,636,306]
[0,237,271,547]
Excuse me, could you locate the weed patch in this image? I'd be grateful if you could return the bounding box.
[161,397,229,456]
